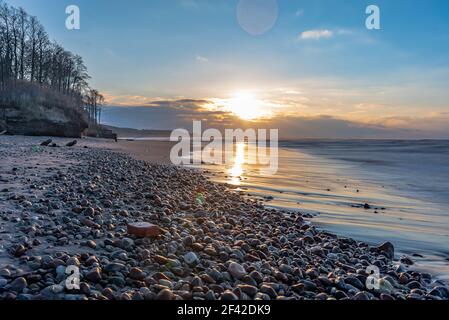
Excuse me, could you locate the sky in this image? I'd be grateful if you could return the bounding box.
[7,0,449,138]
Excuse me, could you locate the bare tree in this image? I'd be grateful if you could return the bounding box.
[1,0,101,121]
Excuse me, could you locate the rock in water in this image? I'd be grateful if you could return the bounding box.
[40,139,52,146]
[228,262,247,279]
[127,222,161,238]
[66,140,77,147]
[376,242,395,259]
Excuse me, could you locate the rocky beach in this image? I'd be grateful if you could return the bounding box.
[1,135,448,301]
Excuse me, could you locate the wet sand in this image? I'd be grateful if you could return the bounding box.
[115,139,174,165]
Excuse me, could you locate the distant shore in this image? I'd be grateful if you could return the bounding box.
[0,135,448,300]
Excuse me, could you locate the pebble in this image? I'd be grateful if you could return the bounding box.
[156,288,173,300]
[237,284,258,297]
[129,267,145,281]
[0,278,8,288]
[40,285,64,299]
[105,263,126,273]
[85,268,102,283]
[184,252,199,267]
[221,290,239,300]
[10,277,27,292]
[353,292,370,300]
[375,242,395,259]
[228,262,246,279]
[260,284,277,298]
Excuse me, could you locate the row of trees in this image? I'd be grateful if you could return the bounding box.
[0,0,103,124]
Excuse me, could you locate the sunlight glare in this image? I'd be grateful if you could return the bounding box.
[226,92,269,120]
[228,143,245,185]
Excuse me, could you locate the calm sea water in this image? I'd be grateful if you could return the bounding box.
[195,140,449,283]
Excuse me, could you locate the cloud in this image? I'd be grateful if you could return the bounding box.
[101,96,449,139]
[299,29,333,40]
[146,98,212,109]
[103,93,155,106]
[336,29,355,36]
[101,98,243,130]
[196,55,209,63]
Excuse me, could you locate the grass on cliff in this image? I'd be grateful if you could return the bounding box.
[0,80,88,122]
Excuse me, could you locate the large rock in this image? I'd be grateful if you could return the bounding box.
[375,242,395,259]
[127,222,161,238]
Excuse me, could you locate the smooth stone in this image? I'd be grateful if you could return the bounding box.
[85,268,102,282]
[375,242,395,259]
[353,292,370,300]
[237,284,258,297]
[105,263,126,273]
[345,275,365,290]
[221,290,239,300]
[407,281,421,290]
[109,276,126,287]
[10,277,27,292]
[0,278,8,288]
[228,262,246,279]
[120,238,134,250]
[302,280,317,292]
[155,289,173,300]
[129,267,145,280]
[184,252,199,266]
[40,285,64,299]
[260,284,277,298]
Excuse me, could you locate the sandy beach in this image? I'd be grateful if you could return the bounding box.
[115,139,175,165]
[1,135,448,300]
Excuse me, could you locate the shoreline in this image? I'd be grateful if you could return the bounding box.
[0,135,448,300]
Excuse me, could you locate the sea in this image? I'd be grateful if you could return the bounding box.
[193,139,449,283]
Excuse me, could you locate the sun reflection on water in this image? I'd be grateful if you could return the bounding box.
[228,143,246,185]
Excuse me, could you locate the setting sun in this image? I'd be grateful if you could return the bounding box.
[225,92,270,121]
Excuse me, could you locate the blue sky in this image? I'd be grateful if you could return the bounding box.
[7,0,449,137]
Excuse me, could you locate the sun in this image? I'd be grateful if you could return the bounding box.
[226,91,269,120]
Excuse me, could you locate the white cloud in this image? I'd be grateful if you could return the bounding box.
[196,55,209,63]
[299,29,333,40]
[336,29,354,36]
